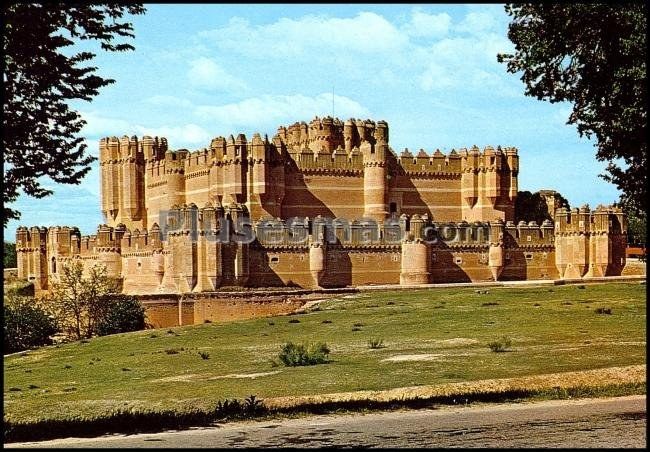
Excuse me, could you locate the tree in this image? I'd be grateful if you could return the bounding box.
[515,190,570,224]
[46,261,118,339]
[4,295,58,354]
[498,4,647,216]
[4,241,17,268]
[2,4,146,226]
[96,294,146,336]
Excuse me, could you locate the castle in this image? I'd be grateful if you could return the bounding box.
[16,117,627,295]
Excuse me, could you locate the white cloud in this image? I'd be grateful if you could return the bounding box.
[187,57,248,91]
[199,12,407,58]
[195,93,370,131]
[417,32,514,93]
[80,111,212,149]
[405,9,451,38]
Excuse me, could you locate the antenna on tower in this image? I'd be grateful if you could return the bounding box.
[332,85,335,119]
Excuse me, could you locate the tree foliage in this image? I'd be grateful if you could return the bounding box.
[4,242,17,268]
[4,295,58,354]
[45,261,119,339]
[515,190,569,224]
[96,294,146,336]
[498,4,647,216]
[2,4,146,226]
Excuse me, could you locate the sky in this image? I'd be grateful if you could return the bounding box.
[4,4,623,239]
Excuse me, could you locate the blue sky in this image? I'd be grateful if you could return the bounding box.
[4,4,622,239]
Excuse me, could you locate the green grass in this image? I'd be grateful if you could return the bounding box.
[3,282,646,425]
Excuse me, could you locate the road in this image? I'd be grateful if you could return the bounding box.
[7,395,646,448]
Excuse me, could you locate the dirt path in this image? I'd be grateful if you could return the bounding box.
[7,395,645,448]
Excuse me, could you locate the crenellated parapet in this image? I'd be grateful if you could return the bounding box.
[554,205,627,278]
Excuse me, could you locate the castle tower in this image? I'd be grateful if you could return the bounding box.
[505,147,519,206]
[18,226,49,291]
[482,146,502,209]
[100,137,121,224]
[362,120,388,223]
[488,219,505,281]
[460,146,480,220]
[194,206,223,292]
[309,241,326,288]
[165,150,186,209]
[119,135,145,229]
[400,237,429,285]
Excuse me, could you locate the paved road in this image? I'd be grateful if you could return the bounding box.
[7,395,646,448]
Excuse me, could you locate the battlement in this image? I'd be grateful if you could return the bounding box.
[554,204,626,235]
[99,135,168,163]
[276,116,388,155]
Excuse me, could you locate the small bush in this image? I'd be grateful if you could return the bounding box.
[278,342,330,366]
[351,327,362,331]
[288,319,300,324]
[243,395,264,415]
[198,351,210,360]
[267,321,275,326]
[481,302,499,307]
[577,285,586,289]
[368,338,385,349]
[204,319,212,324]
[595,307,612,315]
[321,319,332,324]
[353,322,364,327]
[487,336,512,353]
[96,295,145,336]
[164,348,179,355]
[387,301,395,305]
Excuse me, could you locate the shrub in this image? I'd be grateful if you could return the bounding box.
[368,338,385,349]
[487,336,512,353]
[278,342,330,366]
[352,327,362,331]
[321,319,332,324]
[96,295,145,336]
[288,319,300,324]
[165,348,179,355]
[4,296,58,353]
[198,351,210,360]
[243,395,264,415]
[595,307,612,315]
